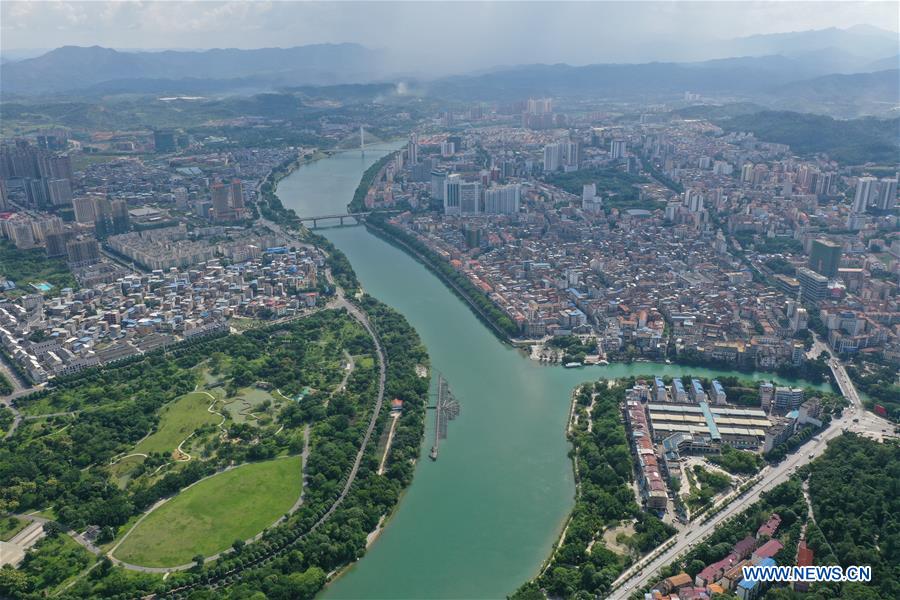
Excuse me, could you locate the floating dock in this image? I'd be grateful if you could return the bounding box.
[429,374,460,461]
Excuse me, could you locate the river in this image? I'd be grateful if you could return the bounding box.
[277,142,828,599]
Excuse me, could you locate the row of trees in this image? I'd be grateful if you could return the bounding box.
[347,152,396,213]
[367,215,520,338]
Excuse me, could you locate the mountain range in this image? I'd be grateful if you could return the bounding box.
[0,26,897,118]
[0,43,385,95]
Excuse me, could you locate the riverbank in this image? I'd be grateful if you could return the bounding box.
[365,216,519,341]
[258,148,330,225]
[348,151,399,213]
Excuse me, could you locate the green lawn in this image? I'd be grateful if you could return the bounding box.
[0,515,29,541]
[223,387,284,426]
[109,454,147,489]
[113,456,301,567]
[133,391,220,455]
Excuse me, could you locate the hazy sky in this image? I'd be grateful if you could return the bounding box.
[2,1,898,71]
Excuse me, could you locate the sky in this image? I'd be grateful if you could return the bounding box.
[2,1,898,72]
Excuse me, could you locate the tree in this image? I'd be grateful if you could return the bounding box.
[0,567,31,597]
[192,554,205,572]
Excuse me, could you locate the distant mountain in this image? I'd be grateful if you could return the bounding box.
[0,44,385,95]
[421,56,899,117]
[424,56,818,101]
[866,54,900,72]
[720,26,898,66]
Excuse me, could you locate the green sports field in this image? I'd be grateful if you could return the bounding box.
[113,456,301,567]
[133,391,221,455]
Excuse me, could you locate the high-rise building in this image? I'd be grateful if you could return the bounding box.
[440,141,455,157]
[211,182,233,222]
[173,187,189,209]
[0,178,7,211]
[796,267,829,303]
[230,179,244,210]
[407,133,418,165]
[526,98,552,114]
[443,174,462,215]
[65,238,101,267]
[431,170,447,201]
[8,220,35,248]
[582,183,603,213]
[484,184,520,215]
[610,139,627,160]
[741,163,754,182]
[45,230,75,258]
[39,154,73,182]
[21,179,46,209]
[459,181,481,215]
[73,195,98,224]
[877,178,897,210]
[153,130,177,153]
[563,141,580,168]
[543,143,563,172]
[109,199,130,234]
[808,239,842,278]
[852,177,877,213]
[685,188,704,213]
[47,178,73,206]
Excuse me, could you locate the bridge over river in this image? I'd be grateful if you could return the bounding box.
[298,210,400,228]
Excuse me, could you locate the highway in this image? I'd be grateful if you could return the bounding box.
[607,360,894,599]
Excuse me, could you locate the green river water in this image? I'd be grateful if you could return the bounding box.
[276,142,828,599]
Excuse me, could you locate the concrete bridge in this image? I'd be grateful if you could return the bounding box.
[298,210,400,228]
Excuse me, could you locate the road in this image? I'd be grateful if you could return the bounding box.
[0,352,39,440]
[608,365,894,599]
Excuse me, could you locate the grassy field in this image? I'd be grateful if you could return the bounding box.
[109,454,147,488]
[223,387,285,426]
[113,456,301,567]
[0,515,29,541]
[133,391,220,456]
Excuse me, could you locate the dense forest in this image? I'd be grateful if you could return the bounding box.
[718,111,900,165]
[513,379,675,599]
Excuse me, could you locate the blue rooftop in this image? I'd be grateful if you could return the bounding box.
[699,401,721,441]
